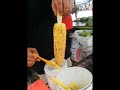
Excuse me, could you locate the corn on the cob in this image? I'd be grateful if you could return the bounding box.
[53,15,66,66]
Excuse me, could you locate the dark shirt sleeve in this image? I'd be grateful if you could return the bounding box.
[27,0,57,74]
[27,0,72,74]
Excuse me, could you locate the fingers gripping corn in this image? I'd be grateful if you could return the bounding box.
[53,23,66,66]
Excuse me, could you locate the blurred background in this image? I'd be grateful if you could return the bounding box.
[71,0,93,30]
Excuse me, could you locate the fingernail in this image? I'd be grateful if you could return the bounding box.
[36,59,40,61]
[59,13,62,16]
[34,56,37,59]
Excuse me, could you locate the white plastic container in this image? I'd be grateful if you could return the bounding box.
[44,58,68,90]
[56,67,93,90]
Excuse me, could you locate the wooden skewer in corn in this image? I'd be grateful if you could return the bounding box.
[53,13,66,66]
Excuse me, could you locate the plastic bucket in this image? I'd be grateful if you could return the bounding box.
[44,58,68,90]
[56,67,93,90]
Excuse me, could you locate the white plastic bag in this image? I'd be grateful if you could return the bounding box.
[70,30,93,62]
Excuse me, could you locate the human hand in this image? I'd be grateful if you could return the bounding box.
[27,48,40,67]
[51,0,73,17]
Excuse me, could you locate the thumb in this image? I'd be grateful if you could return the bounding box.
[30,48,39,59]
[52,0,57,16]
[54,0,63,16]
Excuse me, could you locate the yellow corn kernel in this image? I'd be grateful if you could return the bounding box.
[53,23,66,66]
